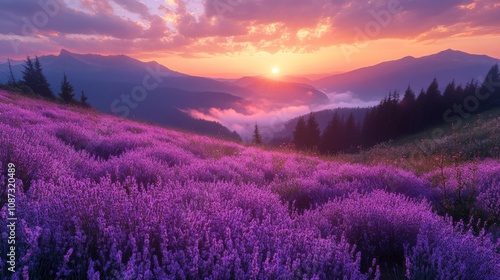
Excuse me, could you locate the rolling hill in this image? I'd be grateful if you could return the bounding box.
[0,50,332,139]
[2,49,499,142]
[1,49,246,140]
[0,89,499,279]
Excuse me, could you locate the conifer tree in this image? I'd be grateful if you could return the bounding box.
[321,112,343,154]
[413,88,427,131]
[344,113,357,150]
[7,58,17,87]
[59,73,75,104]
[34,56,55,99]
[80,90,89,107]
[21,56,54,98]
[252,124,262,145]
[306,113,321,150]
[401,86,416,106]
[293,117,308,151]
[424,78,443,124]
[480,64,500,109]
[22,56,36,92]
[442,80,456,105]
[399,86,417,134]
[361,107,379,147]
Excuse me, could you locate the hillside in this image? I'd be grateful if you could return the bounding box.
[0,50,247,140]
[340,107,500,174]
[0,50,328,139]
[1,90,499,279]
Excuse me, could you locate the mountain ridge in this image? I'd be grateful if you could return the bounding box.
[315,49,500,101]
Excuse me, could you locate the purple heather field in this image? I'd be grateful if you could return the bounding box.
[1,90,499,279]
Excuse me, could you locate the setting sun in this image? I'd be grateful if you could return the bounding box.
[272,67,280,74]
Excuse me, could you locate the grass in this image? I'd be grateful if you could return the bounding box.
[323,107,500,174]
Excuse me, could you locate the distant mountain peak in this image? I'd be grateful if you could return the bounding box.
[436,49,467,56]
[59,49,72,56]
[440,48,457,53]
[401,55,415,60]
[314,49,499,101]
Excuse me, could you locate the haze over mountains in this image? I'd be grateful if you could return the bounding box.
[1,49,498,140]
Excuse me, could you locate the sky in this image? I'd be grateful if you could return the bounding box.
[0,0,500,78]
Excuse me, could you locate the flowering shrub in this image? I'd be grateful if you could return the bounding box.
[405,219,500,280]
[424,159,500,226]
[301,191,438,273]
[0,90,499,279]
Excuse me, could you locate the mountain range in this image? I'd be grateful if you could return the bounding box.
[0,49,330,140]
[314,49,500,101]
[1,49,498,139]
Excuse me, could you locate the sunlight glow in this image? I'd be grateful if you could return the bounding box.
[272,67,280,74]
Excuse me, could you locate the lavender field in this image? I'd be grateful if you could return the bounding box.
[1,89,499,279]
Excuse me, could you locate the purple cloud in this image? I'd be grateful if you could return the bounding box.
[0,0,498,57]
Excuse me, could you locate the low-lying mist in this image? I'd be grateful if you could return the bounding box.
[186,91,378,141]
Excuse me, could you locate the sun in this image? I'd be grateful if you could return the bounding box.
[272,67,280,74]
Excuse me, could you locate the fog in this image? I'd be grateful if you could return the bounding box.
[186,91,378,141]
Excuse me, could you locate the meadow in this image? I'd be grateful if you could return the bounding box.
[1,90,499,279]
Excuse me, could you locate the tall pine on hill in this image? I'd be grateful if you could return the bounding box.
[80,90,89,107]
[320,112,343,154]
[293,117,308,151]
[34,56,55,99]
[22,56,36,92]
[480,64,500,109]
[252,124,262,145]
[59,73,76,104]
[306,113,321,150]
[7,58,17,87]
[22,56,55,99]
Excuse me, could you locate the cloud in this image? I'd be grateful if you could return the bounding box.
[185,91,378,140]
[0,0,498,57]
[113,0,151,18]
[0,0,160,39]
[186,105,311,140]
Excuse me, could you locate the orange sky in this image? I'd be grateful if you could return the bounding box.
[1,0,500,78]
[150,36,500,78]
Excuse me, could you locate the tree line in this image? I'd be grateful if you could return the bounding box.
[1,56,89,107]
[291,64,500,154]
[290,112,361,154]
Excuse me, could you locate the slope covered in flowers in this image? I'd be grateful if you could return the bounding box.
[0,90,499,279]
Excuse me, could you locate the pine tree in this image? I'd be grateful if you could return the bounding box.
[399,86,417,134]
[361,91,401,146]
[424,78,444,124]
[413,89,427,131]
[480,64,500,109]
[293,117,308,151]
[362,107,382,147]
[321,112,343,154]
[343,113,357,150]
[22,56,37,92]
[34,56,55,99]
[306,113,321,151]
[80,90,89,107]
[442,80,456,106]
[252,124,262,145]
[59,73,75,104]
[7,58,17,87]
[401,86,416,106]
